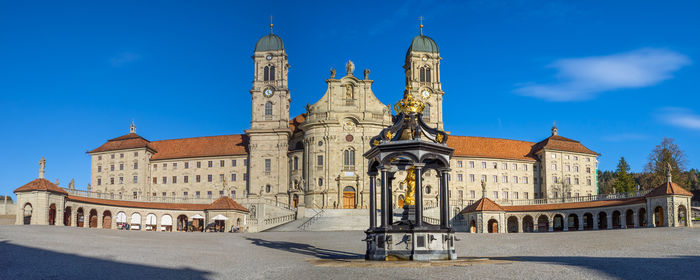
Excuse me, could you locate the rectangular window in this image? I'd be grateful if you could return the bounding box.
[587,157,591,162]
[552,154,556,158]
[133,176,137,184]
[184,191,188,197]
[493,175,498,183]
[458,190,463,198]
[470,190,475,199]
[120,153,124,158]
[513,164,518,170]
[208,161,213,168]
[98,166,102,172]
[208,174,213,182]
[574,166,579,172]
[502,176,508,183]
[231,190,236,198]
[220,160,225,167]
[565,155,570,160]
[574,156,579,161]
[153,165,157,171]
[196,191,200,198]
[493,191,498,199]
[513,192,519,199]
[162,177,167,184]
[513,176,518,183]
[172,192,176,197]
[552,164,557,170]
[503,192,508,200]
[482,175,487,182]
[162,192,166,197]
[469,174,475,182]
[574,178,579,185]
[244,159,248,166]
[575,193,579,197]
[97,178,102,185]
[457,161,463,167]
[220,174,224,182]
[111,178,115,185]
[232,160,236,166]
[184,176,189,183]
[119,163,124,170]
[172,176,177,184]
[152,177,157,184]
[119,177,124,184]
[586,167,591,173]
[524,192,529,199]
[587,179,592,185]
[207,191,212,199]
[481,162,487,169]
[265,159,271,172]
[469,161,475,168]
[565,165,570,172]
[219,190,224,197]
[111,154,115,159]
[197,161,201,168]
[133,192,137,198]
[554,192,559,198]
[457,174,463,181]
[134,152,138,157]
[524,165,528,171]
[243,173,247,181]
[185,162,189,169]
[173,163,177,170]
[163,163,167,170]
[523,177,528,184]
[196,175,201,183]
[133,162,138,169]
[98,155,102,160]
[231,173,236,181]
[493,162,498,169]
[111,164,115,171]
[502,163,507,170]
[317,155,323,166]
[553,176,558,183]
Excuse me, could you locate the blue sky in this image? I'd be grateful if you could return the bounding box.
[1,0,699,197]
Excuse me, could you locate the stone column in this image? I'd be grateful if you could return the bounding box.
[620,212,627,229]
[606,212,612,229]
[439,169,450,229]
[56,207,64,227]
[578,214,584,231]
[380,168,389,228]
[548,216,553,232]
[414,165,424,227]
[593,214,599,230]
[368,173,377,229]
[563,215,568,231]
[633,212,639,228]
[97,212,103,229]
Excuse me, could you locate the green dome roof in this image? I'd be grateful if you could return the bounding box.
[255,34,284,52]
[407,35,439,54]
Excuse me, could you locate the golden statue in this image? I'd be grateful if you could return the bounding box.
[401,167,416,206]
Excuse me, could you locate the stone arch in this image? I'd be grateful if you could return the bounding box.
[116,211,127,229]
[537,215,549,232]
[470,219,476,233]
[22,203,33,225]
[654,206,664,227]
[89,209,98,228]
[625,209,635,228]
[522,215,534,232]
[130,212,142,230]
[583,212,594,230]
[567,213,579,231]
[76,207,85,227]
[161,214,173,231]
[638,207,647,227]
[177,214,189,231]
[598,211,608,229]
[612,210,621,229]
[145,213,157,231]
[102,210,112,229]
[487,219,499,233]
[678,205,688,227]
[507,216,519,233]
[48,204,57,226]
[553,214,565,231]
[63,206,72,226]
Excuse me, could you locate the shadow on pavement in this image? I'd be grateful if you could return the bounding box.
[492,255,700,279]
[246,237,363,260]
[0,241,212,279]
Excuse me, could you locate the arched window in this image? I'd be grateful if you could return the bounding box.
[423,103,431,122]
[343,149,355,167]
[419,67,426,82]
[270,66,275,80]
[425,67,431,82]
[293,156,299,171]
[264,101,273,116]
[263,65,276,81]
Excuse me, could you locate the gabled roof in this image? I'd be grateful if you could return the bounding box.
[447,136,537,162]
[205,196,249,212]
[89,133,154,153]
[15,178,68,195]
[646,181,693,197]
[531,135,599,156]
[460,197,504,213]
[149,134,248,160]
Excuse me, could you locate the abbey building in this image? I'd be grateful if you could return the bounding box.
[87,28,600,210]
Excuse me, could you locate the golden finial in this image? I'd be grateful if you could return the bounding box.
[419,16,424,35]
[269,16,274,34]
[394,90,425,114]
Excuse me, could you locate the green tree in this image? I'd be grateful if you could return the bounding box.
[644,138,688,189]
[613,157,636,193]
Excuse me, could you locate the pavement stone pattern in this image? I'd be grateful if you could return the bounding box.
[0,225,698,279]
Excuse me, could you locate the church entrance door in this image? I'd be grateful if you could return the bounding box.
[342,186,356,209]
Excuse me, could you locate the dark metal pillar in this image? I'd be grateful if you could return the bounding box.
[387,173,394,225]
[439,169,451,229]
[414,165,424,227]
[368,173,377,229]
[380,168,389,228]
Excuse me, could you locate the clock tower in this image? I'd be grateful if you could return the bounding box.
[403,20,444,130]
[245,24,291,200]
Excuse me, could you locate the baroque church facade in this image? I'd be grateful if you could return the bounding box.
[87,28,600,210]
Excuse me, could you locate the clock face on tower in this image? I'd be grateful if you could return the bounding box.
[264,89,274,97]
[421,90,431,99]
[266,55,273,60]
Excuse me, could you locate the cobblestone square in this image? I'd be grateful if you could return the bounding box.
[1,225,698,279]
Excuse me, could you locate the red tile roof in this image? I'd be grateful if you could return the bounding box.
[89,133,154,153]
[531,135,598,156]
[646,181,693,197]
[290,113,306,133]
[14,178,68,195]
[500,197,646,212]
[205,196,249,212]
[149,134,248,160]
[447,136,537,161]
[461,197,505,213]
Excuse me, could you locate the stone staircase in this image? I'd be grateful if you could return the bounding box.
[266,207,444,232]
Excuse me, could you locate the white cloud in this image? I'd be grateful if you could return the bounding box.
[515,48,690,101]
[109,52,140,67]
[658,107,700,130]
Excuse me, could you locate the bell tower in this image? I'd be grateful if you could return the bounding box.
[245,22,290,199]
[403,17,444,130]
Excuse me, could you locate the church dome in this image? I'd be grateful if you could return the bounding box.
[255,34,284,52]
[407,35,439,54]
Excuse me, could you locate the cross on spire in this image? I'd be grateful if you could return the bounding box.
[269,15,274,34]
[419,16,424,35]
